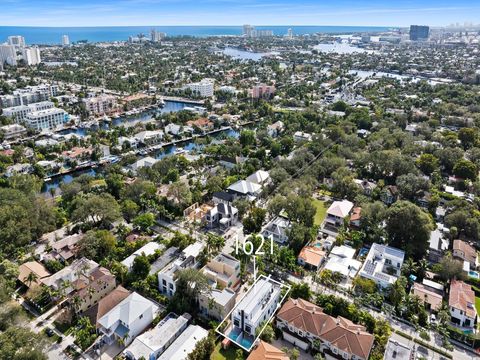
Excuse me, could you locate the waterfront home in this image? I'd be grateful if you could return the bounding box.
[276,298,374,359]
[358,243,405,289]
[97,291,160,346]
[134,130,164,146]
[130,156,158,172]
[186,118,214,132]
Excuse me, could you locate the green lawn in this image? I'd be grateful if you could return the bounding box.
[312,199,328,226]
[211,342,244,360]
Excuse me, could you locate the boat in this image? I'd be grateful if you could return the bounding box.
[102,115,112,122]
[173,147,186,155]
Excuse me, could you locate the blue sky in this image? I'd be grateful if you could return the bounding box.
[1,0,480,27]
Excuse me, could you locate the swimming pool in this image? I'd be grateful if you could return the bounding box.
[468,270,479,279]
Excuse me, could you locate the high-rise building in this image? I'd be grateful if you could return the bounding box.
[62,35,70,46]
[410,25,430,41]
[7,35,25,48]
[0,44,17,66]
[287,28,293,39]
[243,24,254,37]
[22,47,41,66]
[186,79,215,97]
[150,29,166,42]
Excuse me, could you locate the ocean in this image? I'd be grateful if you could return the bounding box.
[0,26,390,45]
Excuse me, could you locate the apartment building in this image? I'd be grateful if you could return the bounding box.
[0,85,58,108]
[186,79,214,97]
[0,44,17,66]
[3,101,54,122]
[22,47,41,66]
[25,107,69,130]
[82,94,117,115]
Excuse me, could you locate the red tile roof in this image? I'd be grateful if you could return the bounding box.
[449,280,476,319]
[277,298,374,359]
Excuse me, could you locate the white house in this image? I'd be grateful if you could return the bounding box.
[97,292,160,346]
[158,242,204,297]
[121,242,163,271]
[324,200,354,228]
[358,243,405,289]
[449,280,478,329]
[227,180,262,200]
[246,170,270,186]
[131,156,158,172]
[157,325,208,360]
[323,245,362,286]
[261,216,290,245]
[229,276,282,349]
[123,312,190,360]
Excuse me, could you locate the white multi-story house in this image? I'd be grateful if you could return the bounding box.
[449,280,478,329]
[97,292,160,346]
[25,107,69,130]
[324,200,354,228]
[158,242,204,297]
[358,243,405,289]
[230,276,282,342]
[186,79,214,97]
[134,130,164,146]
[198,288,236,321]
[123,312,190,360]
[202,253,241,290]
[261,216,290,245]
[205,203,238,230]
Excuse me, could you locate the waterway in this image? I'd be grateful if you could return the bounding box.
[222,47,276,61]
[42,127,239,193]
[313,43,377,54]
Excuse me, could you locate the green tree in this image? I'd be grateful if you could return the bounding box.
[243,207,266,234]
[453,159,477,180]
[72,193,121,228]
[170,268,210,314]
[239,130,256,147]
[133,212,155,231]
[386,201,433,260]
[417,154,439,175]
[131,254,151,280]
[77,230,117,262]
[289,282,312,300]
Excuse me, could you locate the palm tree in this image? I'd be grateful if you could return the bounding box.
[24,271,39,287]
[402,258,418,276]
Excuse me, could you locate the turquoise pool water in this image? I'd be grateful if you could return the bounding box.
[468,270,479,279]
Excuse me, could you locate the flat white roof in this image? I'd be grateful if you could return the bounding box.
[121,242,163,269]
[157,325,208,360]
